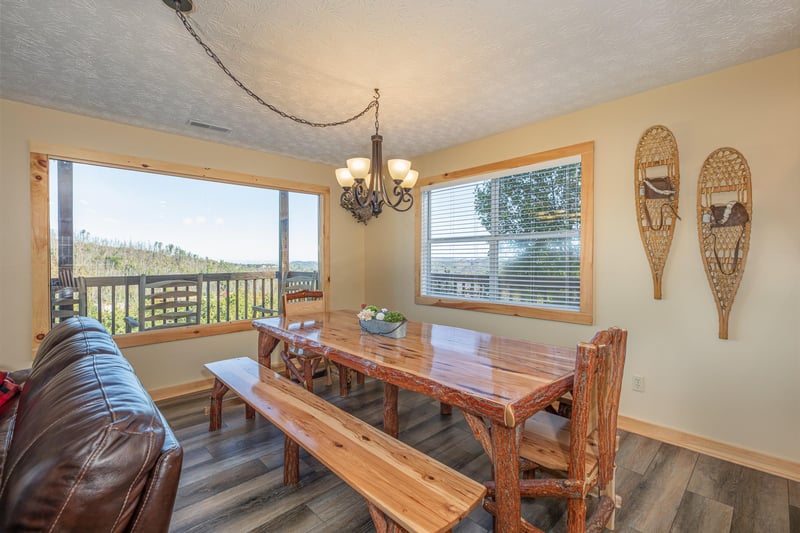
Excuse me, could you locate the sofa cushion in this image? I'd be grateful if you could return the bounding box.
[0,317,167,532]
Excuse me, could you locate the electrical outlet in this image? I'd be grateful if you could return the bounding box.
[632,374,646,392]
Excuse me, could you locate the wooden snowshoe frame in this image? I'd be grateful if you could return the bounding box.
[635,125,681,299]
[697,147,752,339]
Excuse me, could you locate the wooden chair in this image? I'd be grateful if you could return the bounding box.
[124,274,203,333]
[280,290,333,392]
[50,278,86,327]
[476,327,627,533]
[283,272,317,294]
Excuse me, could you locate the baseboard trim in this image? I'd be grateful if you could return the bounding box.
[147,361,288,402]
[618,415,800,482]
[149,378,215,402]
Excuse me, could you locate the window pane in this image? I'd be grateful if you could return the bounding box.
[48,159,320,335]
[288,192,320,269]
[427,181,489,239]
[497,238,581,309]
[421,157,584,314]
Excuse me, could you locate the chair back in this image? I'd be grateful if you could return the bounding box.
[568,327,627,487]
[137,274,203,331]
[50,277,86,326]
[282,290,325,318]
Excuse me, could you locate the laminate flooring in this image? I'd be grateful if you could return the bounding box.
[158,376,799,533]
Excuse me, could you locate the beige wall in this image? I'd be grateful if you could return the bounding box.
[0,99,366,388]
[366,49,800,462]
[2,50,798,463]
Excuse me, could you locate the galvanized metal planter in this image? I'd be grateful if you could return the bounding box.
[359,319,407,339]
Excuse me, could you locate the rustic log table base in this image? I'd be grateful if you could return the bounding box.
[252,311,577,533]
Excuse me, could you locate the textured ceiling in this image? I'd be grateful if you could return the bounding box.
[1,1,799,166]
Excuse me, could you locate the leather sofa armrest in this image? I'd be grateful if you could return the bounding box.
[127,415,184,533]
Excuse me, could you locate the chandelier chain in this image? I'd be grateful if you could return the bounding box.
[172,3,378,129]
[374,90,380,135]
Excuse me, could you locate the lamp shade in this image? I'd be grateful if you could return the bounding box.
[401,169,419,189]
[346,158,371,180]
[335,168,355,188]
[387,159,411,181]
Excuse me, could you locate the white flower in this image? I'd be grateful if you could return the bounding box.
[376,312,385,321]
[357,308,375,320]
[381,308,388,313]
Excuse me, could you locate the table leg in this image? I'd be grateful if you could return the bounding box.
[384,383,399,438]
[209,378,229,431]
[302,358,315,392]
[257,331,279,368]
[440,403,452,415]
[338,363,349,397]
[491,423,522,533]
[245,404,255,420]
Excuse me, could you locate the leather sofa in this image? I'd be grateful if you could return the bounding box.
[0,317,183,532]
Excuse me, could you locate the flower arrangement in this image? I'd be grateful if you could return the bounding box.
[357,305,407,338]
[357,305,405,323]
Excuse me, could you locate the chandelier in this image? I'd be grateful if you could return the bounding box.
[335,89,418,224]
[165,0,418,224]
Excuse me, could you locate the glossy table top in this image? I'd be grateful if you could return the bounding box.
[253,310,576,426]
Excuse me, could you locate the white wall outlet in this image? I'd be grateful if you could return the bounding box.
[632,374,646,392]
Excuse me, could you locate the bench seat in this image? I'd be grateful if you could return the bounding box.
[205,357,485,533]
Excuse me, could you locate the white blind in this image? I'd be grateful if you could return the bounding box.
[421,160,582,311]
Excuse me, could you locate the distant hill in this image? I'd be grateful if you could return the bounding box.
[50,232,316,278]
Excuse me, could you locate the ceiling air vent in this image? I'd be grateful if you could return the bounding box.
[188,120,231,134]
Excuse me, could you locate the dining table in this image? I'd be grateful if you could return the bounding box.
[252,309,577,532]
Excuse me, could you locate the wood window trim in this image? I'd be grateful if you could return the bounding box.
[414,141,594,325]
[30,143,331,354]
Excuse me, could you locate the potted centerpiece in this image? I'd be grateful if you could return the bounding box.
[357,305,407,339]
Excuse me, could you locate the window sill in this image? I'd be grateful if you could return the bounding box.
[415,295,593,325]
[112,320,255,349]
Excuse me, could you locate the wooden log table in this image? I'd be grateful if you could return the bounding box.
[252,310,576,533]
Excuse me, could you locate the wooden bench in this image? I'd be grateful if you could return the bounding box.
[205,357,485,533]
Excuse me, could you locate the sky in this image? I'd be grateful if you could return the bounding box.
[49,160,320,264]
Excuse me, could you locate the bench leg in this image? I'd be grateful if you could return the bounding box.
[440,403,452,415]
[209,378,229,431]
[368,502,411,533]
[245,404,255,420]
[356,371,365,385]
[384,383,399,438]
[283,435,300,485]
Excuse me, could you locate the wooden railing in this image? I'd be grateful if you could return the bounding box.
[50,271,318,335]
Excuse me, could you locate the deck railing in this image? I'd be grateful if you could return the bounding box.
[425,272,580,308]
[50,271,317,335]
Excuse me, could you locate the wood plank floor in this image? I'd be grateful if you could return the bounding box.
[158,376,799,533]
